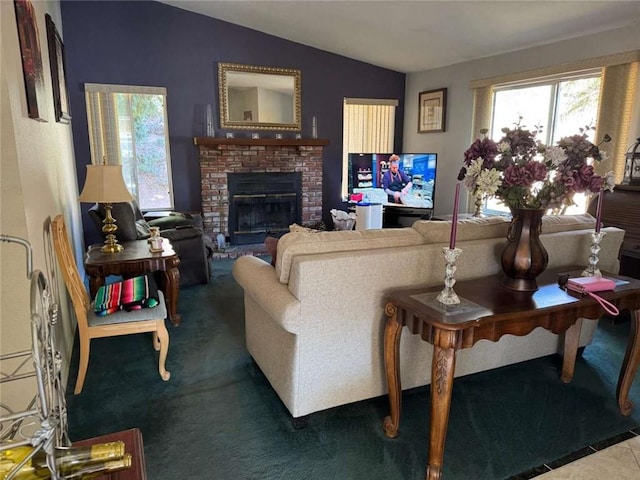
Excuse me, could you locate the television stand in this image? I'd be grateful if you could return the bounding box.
[383,205,432,228]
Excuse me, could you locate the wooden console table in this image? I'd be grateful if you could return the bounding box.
[74,428,147,479]
[85,238,182,326]
[382,267,640,480]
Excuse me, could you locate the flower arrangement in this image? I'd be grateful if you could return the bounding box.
[458,121,615,212]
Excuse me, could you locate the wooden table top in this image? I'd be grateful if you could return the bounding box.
[387,267,640,347]
[86,238,177,266]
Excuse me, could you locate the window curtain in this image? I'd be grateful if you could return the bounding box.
[470,86,493,140]
[595,61,639,181]
[342,98,397,198]
[469,50,640,183]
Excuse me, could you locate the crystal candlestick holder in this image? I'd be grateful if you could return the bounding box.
[436,247,462,305]
[581,231,606,277]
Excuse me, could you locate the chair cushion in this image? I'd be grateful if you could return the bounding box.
[89,291,167,326]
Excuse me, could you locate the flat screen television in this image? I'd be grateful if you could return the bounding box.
[348,153,437,209]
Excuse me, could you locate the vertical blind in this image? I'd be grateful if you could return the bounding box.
[84,83,170,202]
[342,98,398,198]
[85,83,167,163]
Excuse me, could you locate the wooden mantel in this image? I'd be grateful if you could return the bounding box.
[193,137,329,147]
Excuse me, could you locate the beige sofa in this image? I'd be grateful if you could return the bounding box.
[232,215,624,422]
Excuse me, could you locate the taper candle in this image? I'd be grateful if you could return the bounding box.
[205,104,215,137]
[450,183,460,249]
[595,189,604,233]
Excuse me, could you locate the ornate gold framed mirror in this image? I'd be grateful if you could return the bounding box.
[218,63,301,131]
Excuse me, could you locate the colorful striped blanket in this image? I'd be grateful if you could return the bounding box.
[93,275,160,316]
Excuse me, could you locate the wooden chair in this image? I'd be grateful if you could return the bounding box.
[51,215,170,394]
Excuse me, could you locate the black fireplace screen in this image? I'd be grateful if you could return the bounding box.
[228,172,302,245]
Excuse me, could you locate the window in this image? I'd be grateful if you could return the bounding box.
[85,84,174,211]
[342,98,398,199]
[486,71,602,215]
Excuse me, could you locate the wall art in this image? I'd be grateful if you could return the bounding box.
[45,14,71,123]
[418,88,447,133]
[14,0,47,121]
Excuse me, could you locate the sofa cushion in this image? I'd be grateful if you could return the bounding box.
[265,224,322,267]
[412,214,596,245]
[540,213,595,233]
[275,228,425,283]
[412,216,510,244]
[289,223,320,233]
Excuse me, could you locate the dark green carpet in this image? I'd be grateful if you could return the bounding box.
[66,259,640,479]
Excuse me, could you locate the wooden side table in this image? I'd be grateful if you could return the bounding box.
[382,267,640,480]
[85,238,182,326]
[74,428,147,479]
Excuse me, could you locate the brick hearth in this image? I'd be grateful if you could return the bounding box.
[194,137,327,239]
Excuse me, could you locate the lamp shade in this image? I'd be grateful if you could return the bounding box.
[79,164,134,203]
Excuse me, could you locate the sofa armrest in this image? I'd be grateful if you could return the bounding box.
[232,256,302,334]
[149,214,201,231]
[159,226,202,242]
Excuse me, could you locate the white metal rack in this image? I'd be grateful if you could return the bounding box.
[0,235,69,479]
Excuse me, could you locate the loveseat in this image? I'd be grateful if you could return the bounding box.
[232,215,625,422]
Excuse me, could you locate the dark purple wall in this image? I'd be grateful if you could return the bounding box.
[61,1,405,244]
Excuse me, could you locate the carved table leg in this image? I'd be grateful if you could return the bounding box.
[161,266,181,326]
[383,302,404,438]
[617,309,640,416]
[426,330,458,480]
[88,274,104,298]
[561,318,583,383]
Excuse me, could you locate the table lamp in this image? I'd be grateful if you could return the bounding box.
[79,164,133,253]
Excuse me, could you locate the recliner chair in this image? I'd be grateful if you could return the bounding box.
[88,201,213,287]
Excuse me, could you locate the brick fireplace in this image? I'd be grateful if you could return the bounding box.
[194,137,328,244]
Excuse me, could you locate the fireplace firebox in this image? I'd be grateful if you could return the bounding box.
[228,172,302,245]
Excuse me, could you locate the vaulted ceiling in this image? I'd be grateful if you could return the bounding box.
[159,1,640,73]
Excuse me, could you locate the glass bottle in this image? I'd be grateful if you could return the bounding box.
[63,453,132,479]
[1,441,125,479]
[1,454,131,480]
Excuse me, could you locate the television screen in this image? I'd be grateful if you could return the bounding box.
[348,153,437,209]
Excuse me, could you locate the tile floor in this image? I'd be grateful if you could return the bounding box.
[508,428,640,479]
[536,434,640,479]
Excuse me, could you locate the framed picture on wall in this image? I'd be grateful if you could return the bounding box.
[14,0,47,121]
[418,88,447,133]
[45,14,71,123]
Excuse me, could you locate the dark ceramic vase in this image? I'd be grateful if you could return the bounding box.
[500,208,549,292]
